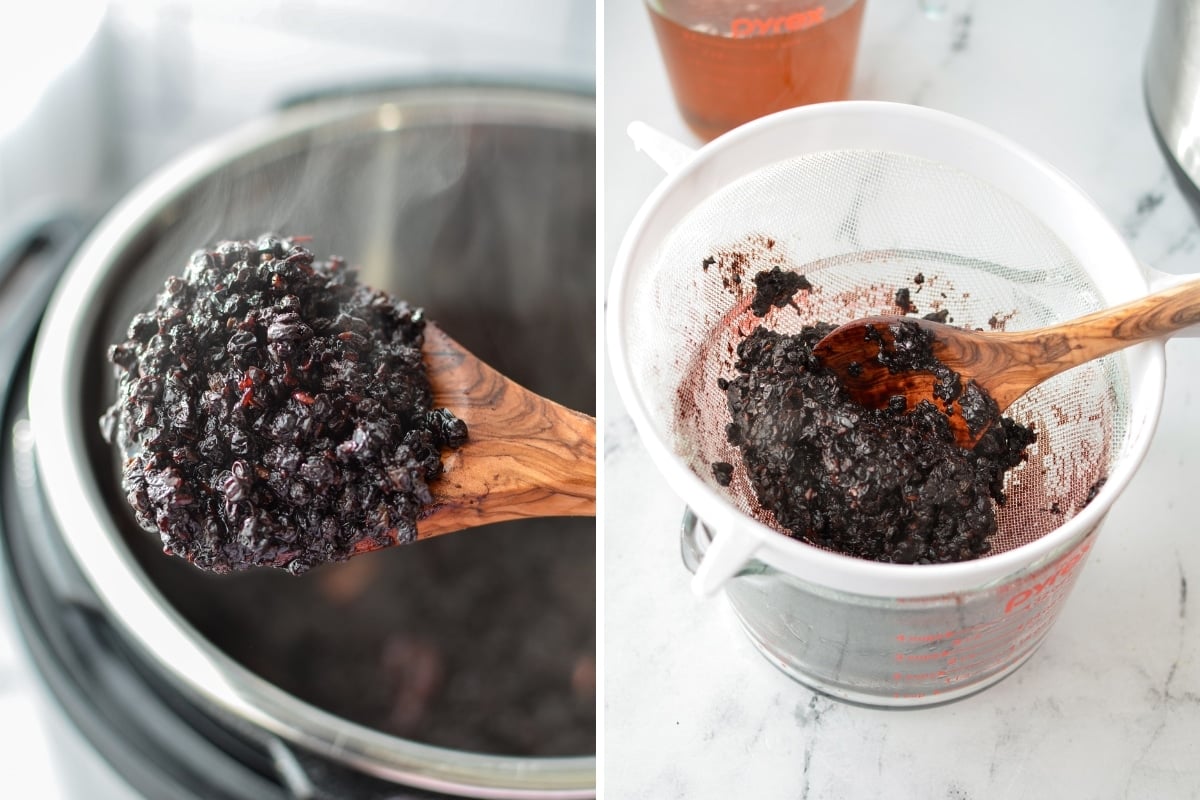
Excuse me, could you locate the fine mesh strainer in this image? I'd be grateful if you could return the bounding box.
[642,147,1125,561]
[609,102,1180,703]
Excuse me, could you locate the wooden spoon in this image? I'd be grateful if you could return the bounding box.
[387,322,595,544]
[812,279,1200,448]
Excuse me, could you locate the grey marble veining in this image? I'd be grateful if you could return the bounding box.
[604,1,1200,797]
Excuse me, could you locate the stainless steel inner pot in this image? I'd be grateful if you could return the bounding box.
[28,86,595,799]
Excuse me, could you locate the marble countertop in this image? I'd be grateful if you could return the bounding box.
[603,1,1200,797]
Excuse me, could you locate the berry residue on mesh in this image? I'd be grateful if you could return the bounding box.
[713,271,1036,565]
[101,235,467,575]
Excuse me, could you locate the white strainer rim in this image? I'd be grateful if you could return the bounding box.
[607,101,1165,599]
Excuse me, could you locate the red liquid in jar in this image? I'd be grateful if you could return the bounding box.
[648,0,867,141]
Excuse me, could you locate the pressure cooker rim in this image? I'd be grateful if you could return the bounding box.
[26,84,596,799]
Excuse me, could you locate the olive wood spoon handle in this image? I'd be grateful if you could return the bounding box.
[813,278,1200,447]
[404,323,596,541]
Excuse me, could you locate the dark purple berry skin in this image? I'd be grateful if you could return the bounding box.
[102,235,467,574]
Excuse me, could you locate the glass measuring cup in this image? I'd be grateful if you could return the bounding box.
[646,0,867,140]
[682,509,1099,704]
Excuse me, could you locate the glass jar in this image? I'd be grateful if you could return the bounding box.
[646,0,867,140]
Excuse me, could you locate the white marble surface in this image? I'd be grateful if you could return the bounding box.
[604,1,1200,798]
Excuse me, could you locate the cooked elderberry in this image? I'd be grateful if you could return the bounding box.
[749,266,811,317]
[716,322,1035,565]
[101,235,467,574]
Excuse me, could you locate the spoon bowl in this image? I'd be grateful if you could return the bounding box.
[412,322,595,540]
[814,277,1200,447]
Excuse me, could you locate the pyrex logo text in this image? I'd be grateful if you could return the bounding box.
[1003,542,1091,614]
[730,6,826,38]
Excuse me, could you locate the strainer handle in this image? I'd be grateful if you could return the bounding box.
[689,521,761,597]
[627,121,697,174]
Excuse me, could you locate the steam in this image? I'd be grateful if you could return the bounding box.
[131,101,471,309]
[104,95,595,416]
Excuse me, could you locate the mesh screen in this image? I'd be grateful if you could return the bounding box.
[625,149,1129,557]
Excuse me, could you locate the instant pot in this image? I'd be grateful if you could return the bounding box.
[0,85,595,799]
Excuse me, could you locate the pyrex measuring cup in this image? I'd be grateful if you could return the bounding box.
[681,509,1097,704]
[608,102,1189,705]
